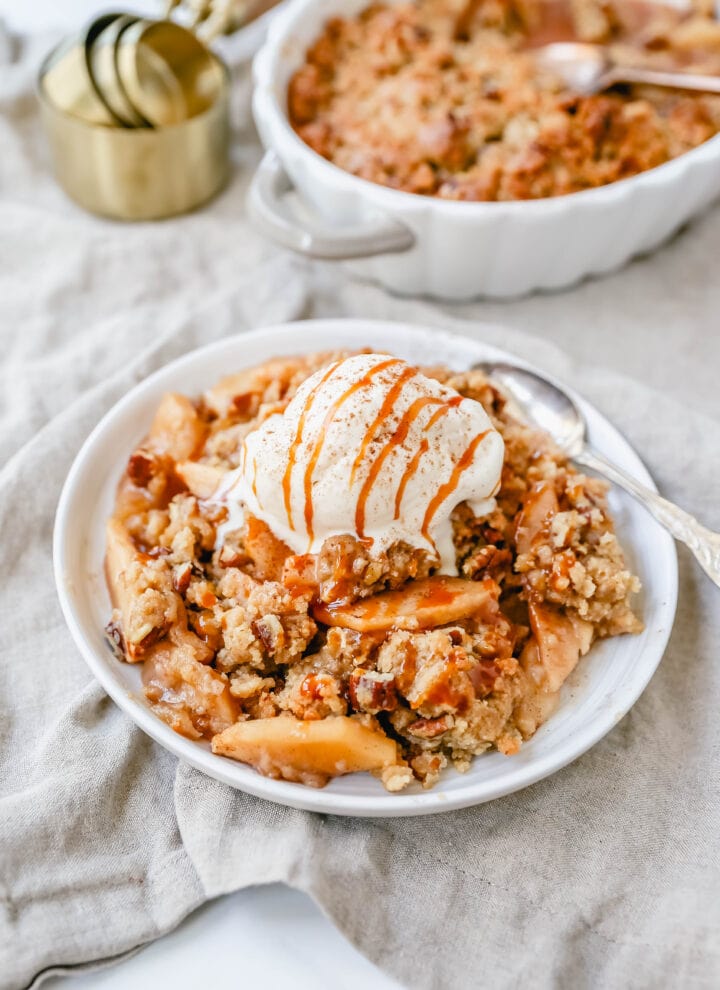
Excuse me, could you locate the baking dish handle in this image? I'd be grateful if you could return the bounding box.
[247,151,416,260]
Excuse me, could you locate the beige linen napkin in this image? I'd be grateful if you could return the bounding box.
[2,22,720,990]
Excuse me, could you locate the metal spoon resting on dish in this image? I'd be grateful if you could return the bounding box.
[534,42,720,96]
[474,361,720,589]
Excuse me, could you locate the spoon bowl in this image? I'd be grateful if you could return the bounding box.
[473,360,720,589]
[532,40,720,97]
[473,360,586,455]
[533,41,609,95]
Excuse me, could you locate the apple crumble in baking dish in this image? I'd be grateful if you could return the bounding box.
[288,0,720,201]
[105,351,642,791]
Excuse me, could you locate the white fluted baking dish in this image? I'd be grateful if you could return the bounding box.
[249,0,720,300]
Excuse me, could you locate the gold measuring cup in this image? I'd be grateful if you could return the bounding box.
[115,18,226,126]
[40,30,118,126]
[38,11,232,220]
[39,44,230,220]
[87,13,149,127]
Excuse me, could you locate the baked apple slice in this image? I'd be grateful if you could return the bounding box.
[143,621,237,739]
[105,518,178,660]
[149,392,206,461]
[243,515,292,582]
[514,603,593,738]
[514,481,559,555]
[313,576,496,632]
[211,714,401,787]
[175,460,224,499]
[527,599,594,693]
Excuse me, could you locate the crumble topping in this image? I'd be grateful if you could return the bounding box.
[105,350,642,791]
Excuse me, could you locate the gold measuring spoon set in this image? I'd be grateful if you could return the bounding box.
[38,10,232,220]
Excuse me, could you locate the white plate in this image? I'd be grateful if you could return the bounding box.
[53,320,678,817]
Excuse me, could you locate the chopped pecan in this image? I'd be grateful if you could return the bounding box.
[251,614,285,654]
[105,620,125,656]
[406,715,454,739]
[134,623,169,656]
[172,562,193,594]
[219,545,250,569]
[348,669,398,714]
[464,545,513,578]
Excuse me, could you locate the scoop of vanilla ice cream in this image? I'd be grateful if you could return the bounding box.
[216,353,504,573]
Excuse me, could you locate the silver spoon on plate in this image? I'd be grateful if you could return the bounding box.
[534,41,720,96]
[474,361,720,589]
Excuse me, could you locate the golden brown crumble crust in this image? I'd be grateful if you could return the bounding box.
[288,0,720,201]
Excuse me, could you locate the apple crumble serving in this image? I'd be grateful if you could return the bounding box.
[105,351,642,791]
[288,0,720,201]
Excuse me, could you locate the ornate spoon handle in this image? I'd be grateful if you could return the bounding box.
[574,446,720,588]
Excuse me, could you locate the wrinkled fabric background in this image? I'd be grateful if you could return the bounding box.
[1,22,719,990]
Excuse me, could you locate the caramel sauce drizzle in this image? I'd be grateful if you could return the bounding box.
[392,394,465,520]
[423,394,463,434]
[355,396,444,537]
[302,357,403,544]
[251,457,258,499]
[348,366,419,486]
[393,438,429,520]
[282,360,341,529]
[420,429,491,545]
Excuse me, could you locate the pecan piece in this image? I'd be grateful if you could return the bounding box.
[406,715,454,739]
[105,620,125,656]
[134,623,169,656]
[348,669,398,714]
[219,545,250,569]
[464,545,513,578]
[172,562,193,595]
[251,614,285,654]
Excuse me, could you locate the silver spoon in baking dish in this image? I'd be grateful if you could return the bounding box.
[473,361,720,589]
[534,42,720,96]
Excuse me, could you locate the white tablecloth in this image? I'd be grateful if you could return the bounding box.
[1,17,719,990]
